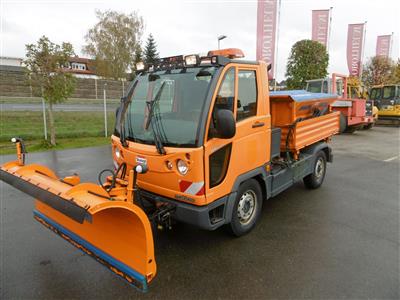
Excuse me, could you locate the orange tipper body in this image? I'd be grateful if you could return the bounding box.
[0,49,340,292]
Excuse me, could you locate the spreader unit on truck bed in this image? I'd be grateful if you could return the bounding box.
[0,48,339,292]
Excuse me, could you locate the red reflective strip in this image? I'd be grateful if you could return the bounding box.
[179,180,192,192]
[195,185,205,196]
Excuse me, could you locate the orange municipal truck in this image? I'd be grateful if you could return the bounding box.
[1,49,339,292]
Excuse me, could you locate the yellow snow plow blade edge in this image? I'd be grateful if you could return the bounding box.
[0,161,156,292]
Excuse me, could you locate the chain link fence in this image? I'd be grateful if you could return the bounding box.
[0,94,120,153]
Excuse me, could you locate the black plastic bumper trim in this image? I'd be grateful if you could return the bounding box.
[0,169,89,223]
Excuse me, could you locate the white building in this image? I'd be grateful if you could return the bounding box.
[0,56,23,67]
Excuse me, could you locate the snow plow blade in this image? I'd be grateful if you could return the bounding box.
[0,160,156,292]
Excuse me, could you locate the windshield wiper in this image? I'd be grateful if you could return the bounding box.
[119,81,138,147]
[145,81,167,155]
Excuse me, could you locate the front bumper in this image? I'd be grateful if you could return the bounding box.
[139,190,236,231]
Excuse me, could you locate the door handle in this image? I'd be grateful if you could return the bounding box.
[252,122,265,128]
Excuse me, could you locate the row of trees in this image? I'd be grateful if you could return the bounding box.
[285,39,400,90]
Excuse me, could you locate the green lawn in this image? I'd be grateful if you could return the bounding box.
[0,111,116,154]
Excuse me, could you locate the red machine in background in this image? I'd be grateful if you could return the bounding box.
[306,73,376,133]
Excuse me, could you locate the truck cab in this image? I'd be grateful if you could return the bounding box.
[369,84,400,125]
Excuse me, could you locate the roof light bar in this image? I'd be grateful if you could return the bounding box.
[207,48,245,59]
[136,62,145,71]
[184,54,200,66]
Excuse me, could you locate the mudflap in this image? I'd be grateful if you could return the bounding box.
[0,161,156,292]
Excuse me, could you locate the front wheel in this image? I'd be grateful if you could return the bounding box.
[303,151,327,189]
[229,179,263,237]
[363,123,374,130]
[345,126,357,133]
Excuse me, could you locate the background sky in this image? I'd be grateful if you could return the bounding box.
[1,0,399,81]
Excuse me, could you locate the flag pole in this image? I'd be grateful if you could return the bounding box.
[389,32,394,59]
[327,7,333,55]
[273,0,282,91]
[360,21,367,79]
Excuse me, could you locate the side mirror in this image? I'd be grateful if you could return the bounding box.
[215,109,236,139]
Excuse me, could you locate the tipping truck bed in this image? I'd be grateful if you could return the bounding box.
[269,90,340,156]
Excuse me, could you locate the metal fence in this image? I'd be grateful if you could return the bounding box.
[0,93,120,151]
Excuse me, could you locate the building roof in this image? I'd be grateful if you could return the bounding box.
[65,56,96,75]
[68,56,94,64]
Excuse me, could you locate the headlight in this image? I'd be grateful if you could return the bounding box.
[115,147,121,159]
[177,159,188,175]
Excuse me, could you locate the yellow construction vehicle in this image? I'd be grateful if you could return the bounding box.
[369,84,400,126]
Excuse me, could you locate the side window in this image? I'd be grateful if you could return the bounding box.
[237,70,257,121]
[215,68,235,112]
[208,67,235,139]
[323,81,328,93]
[209,144,232,188]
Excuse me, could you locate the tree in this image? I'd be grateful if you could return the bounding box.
[285,40,329,89]
[25,36,76,146]
[144,34,159,65]
[389,59,400,84]
[83,10,144,80]
[134,45,143,66]
[361,56,396,88]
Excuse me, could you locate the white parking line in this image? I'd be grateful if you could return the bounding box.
[383,156,399,162]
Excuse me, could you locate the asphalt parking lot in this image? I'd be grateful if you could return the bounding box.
[1,126,399,299]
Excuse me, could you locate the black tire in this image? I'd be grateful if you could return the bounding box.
[339,113,347,134]
[303,151,327,189]
[363,123,374,130]
[229,179,263,237]
[344,126,357,133]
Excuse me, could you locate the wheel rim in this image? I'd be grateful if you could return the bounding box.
[315,157,325,180]
[237,190,257,225]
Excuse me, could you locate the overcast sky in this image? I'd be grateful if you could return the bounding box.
[1,0,399,80]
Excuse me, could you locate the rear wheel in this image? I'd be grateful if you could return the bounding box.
[339,113,347,134]
[303,151,327,189]
[229,179,262,237]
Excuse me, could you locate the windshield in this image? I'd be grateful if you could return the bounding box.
[307,80,328,93]
[349,86,359,99]
[369,88,381,100]
[382,86,396,100]
[123,67,217,147]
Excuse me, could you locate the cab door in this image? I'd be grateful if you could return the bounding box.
[204,64,271,204]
